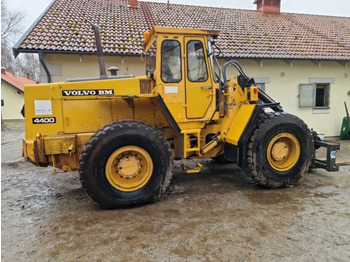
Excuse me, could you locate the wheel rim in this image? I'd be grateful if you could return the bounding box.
[267,133,300,172]
[105,146,153,192]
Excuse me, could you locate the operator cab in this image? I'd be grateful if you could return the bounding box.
[143,27,220,122]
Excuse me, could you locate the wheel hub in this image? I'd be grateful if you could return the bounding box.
[117,155,141,179]
[271,141,289,161]
[267,133,301,172]
[105,146,153,192]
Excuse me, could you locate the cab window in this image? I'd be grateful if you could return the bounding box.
[161,40,181,83]
[187,40,208,82]
[145,39,157,77]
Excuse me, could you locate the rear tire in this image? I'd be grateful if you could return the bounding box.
[79,120,173,208]
[245,112,313,188]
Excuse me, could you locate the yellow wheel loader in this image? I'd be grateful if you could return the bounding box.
[22,25,339,208]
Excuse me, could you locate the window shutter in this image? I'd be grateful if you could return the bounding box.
[299,83,315,107]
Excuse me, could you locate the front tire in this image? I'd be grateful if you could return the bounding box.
[245,112,313,188]
[79,120,173,208]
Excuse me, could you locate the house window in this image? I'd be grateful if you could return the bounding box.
[1,99,4,106]
[299,82,331,112]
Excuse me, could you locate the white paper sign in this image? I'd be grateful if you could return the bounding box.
[34,100,52,115]
[164,86,178,94]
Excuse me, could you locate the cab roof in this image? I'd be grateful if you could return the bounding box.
[143,27,220,49]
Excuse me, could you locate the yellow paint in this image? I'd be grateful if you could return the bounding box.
[22,139,35,163]
[24,27,263,173]
[44,135,76,155]
[225,105,256,145]
[24,77,146,140]
[184,36,214,118]
[149,32,218,124]
[143,27,219,49]
[105,146,153,192]
[244,86,259,101]
[267,132,301,171]
[184,163,203,173]
[181,129,201,158]
[62,100,113,133]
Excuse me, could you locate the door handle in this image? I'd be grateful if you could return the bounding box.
[201,86,212,89]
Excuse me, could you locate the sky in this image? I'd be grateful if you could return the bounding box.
[5,0,350,42]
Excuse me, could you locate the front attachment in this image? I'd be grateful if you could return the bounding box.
[311,133,340,171]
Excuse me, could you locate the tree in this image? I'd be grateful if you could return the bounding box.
[1,0,25,46]
[1,0,40,81]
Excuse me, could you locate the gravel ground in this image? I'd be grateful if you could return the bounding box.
[1,120,350,262]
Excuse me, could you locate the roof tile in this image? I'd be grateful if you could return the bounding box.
[1,70,38,91]
[14,0,350,60]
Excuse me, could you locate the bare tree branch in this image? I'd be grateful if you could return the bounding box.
[1,0,26,46]
[1,0,39,81]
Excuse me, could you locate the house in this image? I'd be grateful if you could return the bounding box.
[13,0,350,136]
[1,68,38,120]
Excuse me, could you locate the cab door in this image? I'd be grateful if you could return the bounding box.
[185,37,213,119]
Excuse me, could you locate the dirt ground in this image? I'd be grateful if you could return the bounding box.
[1,120,350,262]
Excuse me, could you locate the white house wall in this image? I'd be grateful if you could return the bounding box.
[40,54,145,83]
[40,54,350,137]
[1,82,24,120]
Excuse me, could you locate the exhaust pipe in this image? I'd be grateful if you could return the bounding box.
[91,23,107,79]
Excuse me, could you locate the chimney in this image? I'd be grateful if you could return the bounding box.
[1,67,6,74]
[254,0,281,14]
[129,0,138,8]
[27,73,30,80]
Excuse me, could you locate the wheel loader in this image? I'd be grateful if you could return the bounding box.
[22,25,339,208]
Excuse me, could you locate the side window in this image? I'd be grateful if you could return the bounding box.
[187,40,208,82]
[145,40,157,77]
[161,40,181,83]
